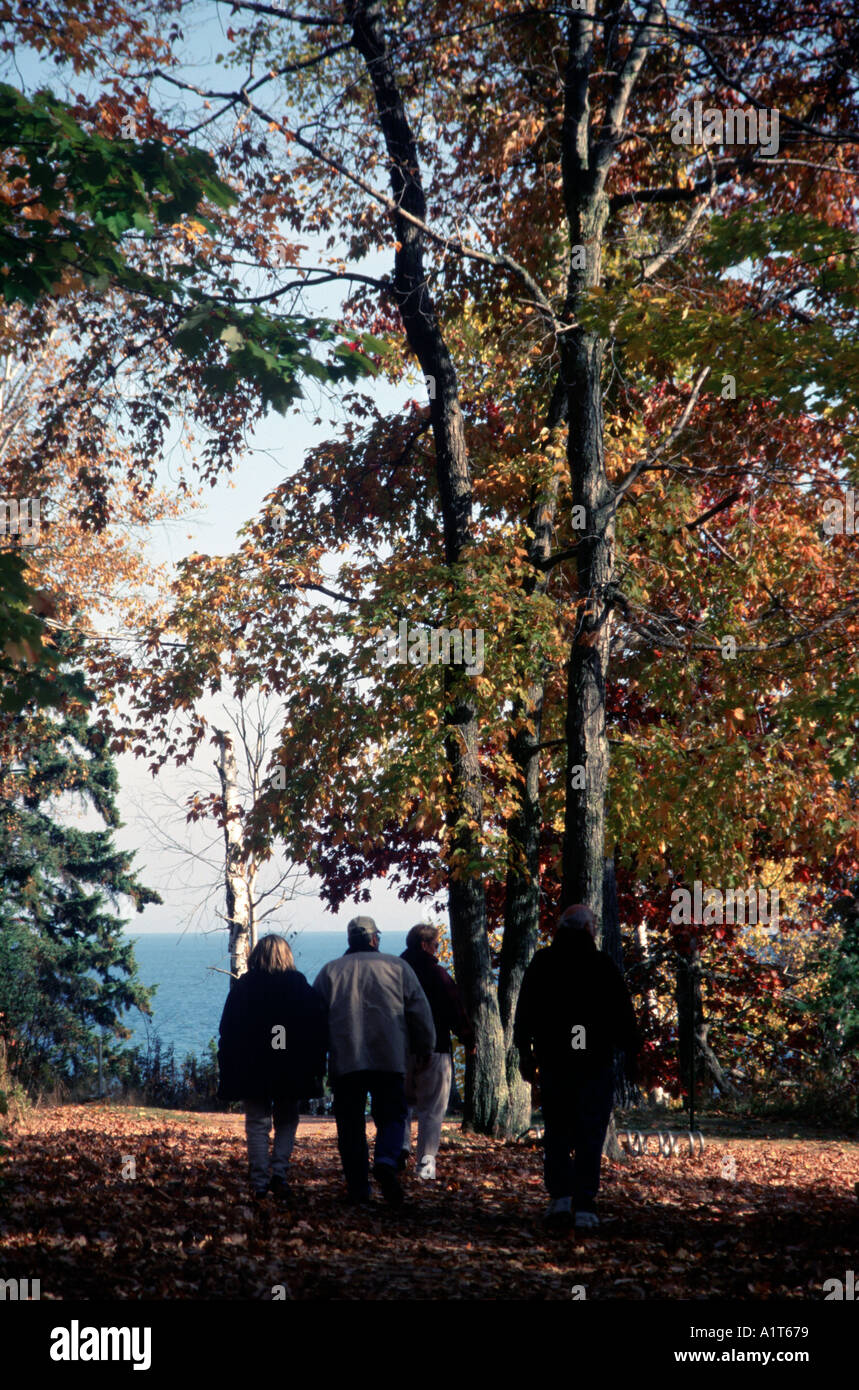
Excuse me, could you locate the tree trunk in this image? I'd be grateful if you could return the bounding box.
[349,0,658,1130]
[601,855,629,1156]
[675,943,708,1121]
[698,1025,740,1098]
[348,0,507,1132]
[214,729,252,984]
[498,395,565,1136]
[601,855,635,1108]
[559,249,614,918]
[497,692,542,1135]
[675,947,697,1101]
[557,8,616,918]
[676,946,738,1103]
[635,918,659,1018]
[600,853,622,967]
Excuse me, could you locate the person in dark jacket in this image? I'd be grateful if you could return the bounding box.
[218,933,327,1201]
[514,904,639,1231]
[400,923,475,1181]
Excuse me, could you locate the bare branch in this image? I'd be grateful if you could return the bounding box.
[228,269,391,303]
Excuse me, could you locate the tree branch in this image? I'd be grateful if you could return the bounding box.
[612,366,711,504]
[666,10,859,145]
[237,89,560,330]
[683,489,743,531]
[611,155,755,211]
[213,1,345,24]
[592,0,660,187]
[638,160,717,282]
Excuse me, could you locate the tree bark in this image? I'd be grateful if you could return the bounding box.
[698,1026,740,1098]
[348,0,508,1132]
[676,946,739,1102]
[675,947,698,1102]
[214,729,253,984]
[558,6,617,919]
[348,0,658,1130]
[601,855,629,1155]
[635,918,659,1018]
[498,390,565,1136]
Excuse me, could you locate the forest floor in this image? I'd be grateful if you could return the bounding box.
[1,1104,857,1300]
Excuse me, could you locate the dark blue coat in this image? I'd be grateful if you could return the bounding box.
[217,968,328,1101]
[513,930,639,1080]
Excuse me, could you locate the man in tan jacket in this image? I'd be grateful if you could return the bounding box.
[313,916,435,1205]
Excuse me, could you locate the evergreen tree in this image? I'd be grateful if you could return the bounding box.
[0,668,159,1094]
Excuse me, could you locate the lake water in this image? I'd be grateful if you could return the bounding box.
[122,929,409,1060]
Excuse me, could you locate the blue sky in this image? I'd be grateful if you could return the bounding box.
[7,10,442,935]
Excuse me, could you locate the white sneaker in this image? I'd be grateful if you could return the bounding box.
[574,1209,600,1229]
[417,1155,436,1181]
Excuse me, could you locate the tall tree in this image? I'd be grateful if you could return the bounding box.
[49,0,859,1132]
[0,661,159,1093]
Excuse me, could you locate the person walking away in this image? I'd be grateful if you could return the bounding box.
[514,904,639,1232]
[313,916,435,1206]
[218,933,327,1202]
[400,923,475,1180]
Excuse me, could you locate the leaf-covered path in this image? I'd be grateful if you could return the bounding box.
[2,1106,857,1300]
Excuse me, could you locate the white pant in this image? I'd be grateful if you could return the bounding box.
[403,1052,452,1159]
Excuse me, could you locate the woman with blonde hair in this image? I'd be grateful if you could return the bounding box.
[218,933,327,1200]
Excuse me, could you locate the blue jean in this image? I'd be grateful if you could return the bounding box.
[243,1097,300,1191]
[332,1070,407,1197]
[539,1063,615,1208]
